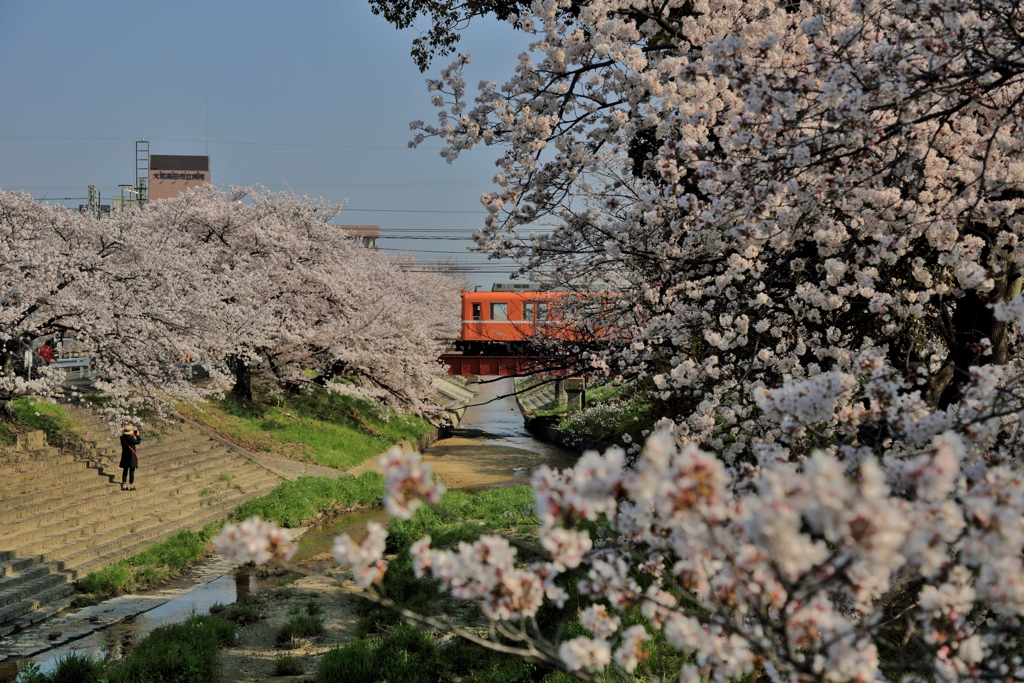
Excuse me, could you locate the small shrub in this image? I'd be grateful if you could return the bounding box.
[306,598,322,616]
[108,614,234,683]
[372,623,443,683]
[17,652,104,683]
[316,640,376,683]
[277,614,325,647]
[210,591,268,625]
[273,655,305,676]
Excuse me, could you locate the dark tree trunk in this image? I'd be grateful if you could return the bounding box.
[0,399,15,423]
[935,261,1019,408]
[232,356,252,402]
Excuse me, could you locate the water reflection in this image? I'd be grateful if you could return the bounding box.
[23,570,255,677]
[465,378,574,457]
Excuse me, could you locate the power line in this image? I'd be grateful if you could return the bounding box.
[380,247,479,254]
[344,208,488,214]
[0,135,444,151]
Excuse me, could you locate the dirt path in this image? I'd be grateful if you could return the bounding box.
[348,434,577,489]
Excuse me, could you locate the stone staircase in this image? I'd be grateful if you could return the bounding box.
[0,407,283,637]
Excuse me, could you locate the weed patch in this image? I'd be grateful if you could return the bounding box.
[107,614,235,683]
[16,652,104,683]
[277,614,325,647]
[274,655,305,676]
[77,528,214,599]
[233,472,384,527]
[209,590,269,626]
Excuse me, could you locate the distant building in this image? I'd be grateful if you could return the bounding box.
[148,155,210,200]
[337,225,379,248]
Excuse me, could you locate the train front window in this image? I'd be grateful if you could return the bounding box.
[490,302,508,320]
[523,302,535,320]
[537,303,548,320]
[472,303,481,321]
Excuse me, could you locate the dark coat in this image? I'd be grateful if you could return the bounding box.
[119,434,141,469]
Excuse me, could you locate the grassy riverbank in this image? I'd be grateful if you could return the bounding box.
[0,397,82,449]
[518,377,654,449]
[76,472,385,601]
[179,386,432,470]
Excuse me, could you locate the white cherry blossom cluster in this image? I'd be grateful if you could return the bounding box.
[332,521,388,588]
[379,445,446,519]
[408,0,1024,463]
[409,534,555,621]
[213,517,296,565]
[369,372,1024,680]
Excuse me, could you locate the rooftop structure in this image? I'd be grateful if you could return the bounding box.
[336,224,379,248]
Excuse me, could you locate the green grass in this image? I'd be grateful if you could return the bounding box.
[386,485,539,552]
[180,385,432,470]
[232,472,385,527]
[531,404,567,418]
[317,623,548,683]
[10,397,82,450]
[76,523,220,599]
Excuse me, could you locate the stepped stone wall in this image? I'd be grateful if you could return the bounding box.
[0,406,283,638]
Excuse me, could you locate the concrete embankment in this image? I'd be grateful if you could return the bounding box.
[513,378,615,455]
[0,405,284,641]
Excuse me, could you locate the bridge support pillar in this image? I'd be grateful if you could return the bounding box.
[564,378,586,415]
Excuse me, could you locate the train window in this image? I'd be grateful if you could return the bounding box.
[523,302,535,320]
[472,303,481,321]
[490,302,508,320]
[537,303,548,320]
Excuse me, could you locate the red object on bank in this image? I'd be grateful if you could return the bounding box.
[38,344,55,364]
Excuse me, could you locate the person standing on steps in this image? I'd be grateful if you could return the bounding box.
[120,425,140,491]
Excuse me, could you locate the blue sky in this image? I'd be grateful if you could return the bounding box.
[0,1,530,286]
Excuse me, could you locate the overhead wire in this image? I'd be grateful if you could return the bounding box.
[0,135,444,151]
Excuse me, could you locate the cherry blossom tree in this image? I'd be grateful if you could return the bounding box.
[131,186,459,413]
[0,187,460,419]
[398,0,1024,449]
[0,190,216,418]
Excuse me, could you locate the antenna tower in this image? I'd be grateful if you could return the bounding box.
[135,139,150,204]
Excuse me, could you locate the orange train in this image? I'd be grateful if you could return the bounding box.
[460,289,563,344]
